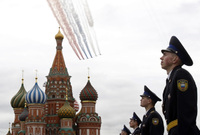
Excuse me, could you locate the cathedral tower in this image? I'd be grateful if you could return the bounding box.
[45,28,75,134]
[25,77,47,135]
[10,78,27,135]
[58,88,76,135]
[76,76,101,135]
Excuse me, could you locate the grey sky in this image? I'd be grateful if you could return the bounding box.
[1,0,200,134]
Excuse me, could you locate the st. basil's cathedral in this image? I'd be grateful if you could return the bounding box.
[8,29,101,135]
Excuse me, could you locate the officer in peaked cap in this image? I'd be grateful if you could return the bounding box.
[140,85,164,135]
[140,85,161,104]
[161,36,193,66]
[121,125,131,135]
[160,36,200,135]
[129,112,141,135]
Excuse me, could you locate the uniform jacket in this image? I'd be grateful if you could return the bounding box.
[162,66,200,135]
[132,127,140,135]
[140,107,164,135]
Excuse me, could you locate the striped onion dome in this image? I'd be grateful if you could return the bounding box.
[58,100,75,118]
[80,76,98,101]
[25,79,46,104]
[10,79,27,108]
[19,104,28,121]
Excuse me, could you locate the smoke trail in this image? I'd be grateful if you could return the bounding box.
[75,0,99,56]
[81,0,101,55]
[82,0,93,27]
[55,0,84,59]
[60,0,89,59]
[66,0,93,58]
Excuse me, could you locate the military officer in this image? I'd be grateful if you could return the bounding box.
[160,36,200,135]
[129,112,141,135]
[121,125,131,135]
[140,85,164,135]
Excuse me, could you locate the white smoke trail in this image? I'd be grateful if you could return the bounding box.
[60,0,89,59]
[74,0,97,56]
[55,0,85,59]
[66,0,93,58]
[82,0,94,27]
[81,0,101,55]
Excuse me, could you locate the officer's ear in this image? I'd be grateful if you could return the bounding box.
[147,97,152,104]
[172,54,179,64]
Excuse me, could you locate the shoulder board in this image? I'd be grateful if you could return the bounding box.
[150,111,155,113]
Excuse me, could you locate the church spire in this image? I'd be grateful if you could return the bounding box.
[49,28,69,76]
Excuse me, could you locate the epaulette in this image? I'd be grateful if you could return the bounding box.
[150,111,155,113]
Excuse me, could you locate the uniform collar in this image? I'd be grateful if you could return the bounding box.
[167,70,172,80]
[168,65,182,80]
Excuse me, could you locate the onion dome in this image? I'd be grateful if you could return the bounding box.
[55,27,64,39]
[10,79,27,108]
[80,76,98,101]
[74,99,79,112]
[58,100,75,118]
[19,103,28,121]
[58,88,76,118]
[25,78,46,104]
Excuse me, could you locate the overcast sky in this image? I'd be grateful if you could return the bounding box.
[1,0,200,134]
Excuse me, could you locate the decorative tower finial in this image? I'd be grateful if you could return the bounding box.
[88,67,90,80]
[22,70,24,84]
[35,69,38,82]
[55,27,64,40]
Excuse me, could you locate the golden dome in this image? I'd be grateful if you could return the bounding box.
[58,101,75,118]
[55,28,64,39]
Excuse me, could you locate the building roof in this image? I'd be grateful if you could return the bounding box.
[25,78,46,104]
[10,79,27,108]
[80,76,98,101]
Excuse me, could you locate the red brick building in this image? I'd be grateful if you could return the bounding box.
[10,29,101,135]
